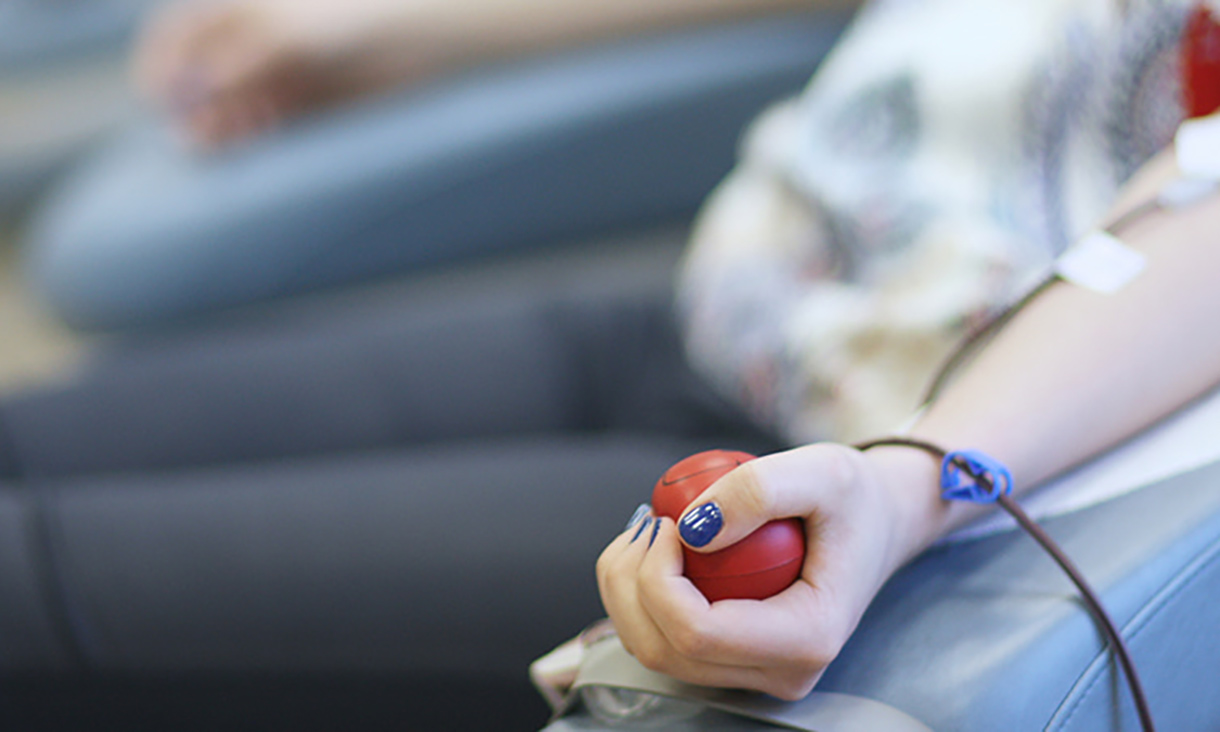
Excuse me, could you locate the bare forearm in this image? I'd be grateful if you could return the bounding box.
[460,0,836,52]
[880,149,1220,544]
[352,0,840,74]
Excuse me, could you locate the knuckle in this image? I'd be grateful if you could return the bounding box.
[733,462,777,518]
[595,548,613,580]
[634,570,658,604]
[771,675,818,702]
[795,633,840,677]
[668,622,715,659]
[595,551,629,599]
[823,443,865,487]
[599,569,625,601]
[808,443,866,502]
[632,643,668,673]
[800,637,835,668]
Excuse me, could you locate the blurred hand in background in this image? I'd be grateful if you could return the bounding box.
[132,0,821,149]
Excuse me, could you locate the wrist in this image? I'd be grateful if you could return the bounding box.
[860,446,952,567]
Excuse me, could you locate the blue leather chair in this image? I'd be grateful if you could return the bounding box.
[542,457,1220,731]
[0,0,157,68]
[22,13,848,330]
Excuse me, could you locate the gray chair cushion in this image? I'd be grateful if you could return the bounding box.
[0,485,80,671]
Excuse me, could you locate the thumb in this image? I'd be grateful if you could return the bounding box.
[675,444,857,553]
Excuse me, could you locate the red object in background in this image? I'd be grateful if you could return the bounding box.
[652,451,805,603]
[1184,2,1220,118]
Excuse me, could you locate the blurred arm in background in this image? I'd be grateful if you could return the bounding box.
[135,0,849,148]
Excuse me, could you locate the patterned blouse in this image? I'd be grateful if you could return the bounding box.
[678,0,1190,443]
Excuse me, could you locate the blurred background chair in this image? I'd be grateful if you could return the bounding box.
[0,0,165,219]
[0,7,851,731]
[18,12,849,331]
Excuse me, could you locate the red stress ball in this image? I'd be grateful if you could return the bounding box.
[652,450,805,603]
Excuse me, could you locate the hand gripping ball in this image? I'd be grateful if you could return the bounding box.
[652,450,805,602]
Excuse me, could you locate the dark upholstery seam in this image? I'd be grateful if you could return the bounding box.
[0,407,90,670]
[0,403,21,482]
[26,480,91,671]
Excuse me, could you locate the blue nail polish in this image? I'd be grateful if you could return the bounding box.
[679,503,723,548]
[624,503,651,531]
[631,517,652,543]
[648,518,662,547]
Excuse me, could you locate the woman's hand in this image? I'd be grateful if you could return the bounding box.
[133,0,465,149]
[596,443,943,700]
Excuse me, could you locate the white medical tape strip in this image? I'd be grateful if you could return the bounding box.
[1054,230,1146,294]
[1175,113,1220,180]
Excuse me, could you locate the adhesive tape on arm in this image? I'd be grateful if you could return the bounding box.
[1054,231,1147,294]
[1175,113,1220,179]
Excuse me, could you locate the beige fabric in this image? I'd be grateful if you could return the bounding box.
[677,0,1188,444]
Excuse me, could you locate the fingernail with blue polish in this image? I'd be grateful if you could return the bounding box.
[679,503,723,548]
[631,517,652,543]
[625,503,651,531]
[648,518,662,547]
